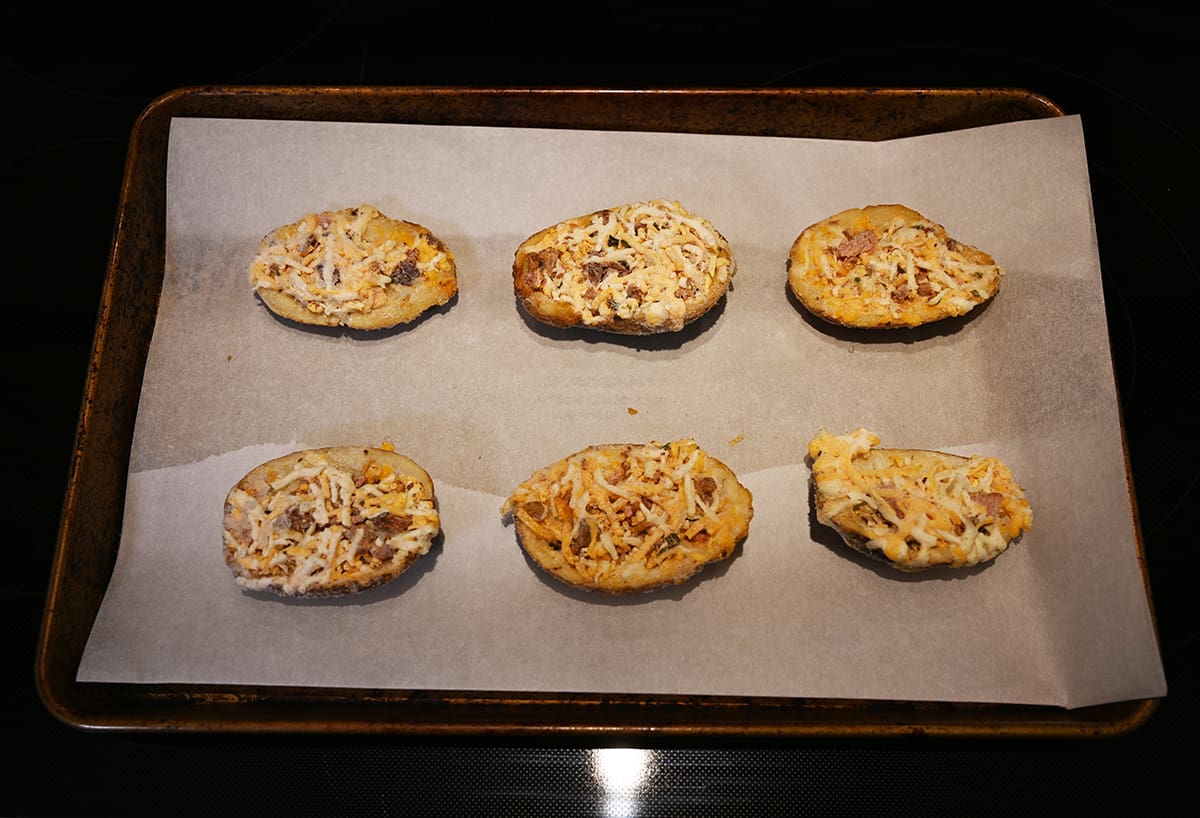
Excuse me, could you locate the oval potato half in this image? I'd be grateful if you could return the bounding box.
[787,204,1004,329]
[512,199,736,334]
[501,439,753,593]
[807,428,1032,571]
[249,204,457,330]
[222,446,440,597]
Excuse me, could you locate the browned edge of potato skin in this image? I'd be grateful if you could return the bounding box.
[222,446,437,597]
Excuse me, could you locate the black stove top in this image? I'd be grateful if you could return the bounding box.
[4,5,1194,815]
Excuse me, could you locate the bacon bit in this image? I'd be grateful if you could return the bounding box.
[582,259,627,284]
[833,229,879,261]
[390,249,421,285]
[276,507,314,532]
[629,518,653,535]
[884,495,907,519]
[627,407,638,415]
[570,519,594,555]
[972,491,1004,518]
[371,512,413,534]
[915,270,934,298]
[520,247,560,289]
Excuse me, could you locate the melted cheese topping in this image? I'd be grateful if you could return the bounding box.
[501,440,746,585]
[223,451,439,595]
[808,428,1032,570]
[793,209,1002,327]
[249,204,450,322]
[518,199,734,330]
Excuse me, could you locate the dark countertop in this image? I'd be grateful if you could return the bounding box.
[5,5,1194,815]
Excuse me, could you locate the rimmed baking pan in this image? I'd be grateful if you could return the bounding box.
[36,86,1159,738]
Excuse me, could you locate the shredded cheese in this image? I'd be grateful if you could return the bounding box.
[223,451,439,595]
[517,199,734,331]
[501,440,749,587]
[808,428,1032,570]
[249,204,449,322]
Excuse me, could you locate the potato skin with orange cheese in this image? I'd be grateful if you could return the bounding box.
[222,446,440,597]
[808,428,1032,571]
[787,204,1004,329]
[501,439,753,593]
[248,204,457,330]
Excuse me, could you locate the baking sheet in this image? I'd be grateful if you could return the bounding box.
[75,114,1166,710]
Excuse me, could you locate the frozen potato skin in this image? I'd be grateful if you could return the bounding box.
[222,446,440,597]
[249,204,457,330]
[501,440,754,593]
[808,428,1032,571]
[787,204,1003,329]
[512,199,736,335]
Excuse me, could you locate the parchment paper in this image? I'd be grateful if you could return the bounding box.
[76,114,1167,709]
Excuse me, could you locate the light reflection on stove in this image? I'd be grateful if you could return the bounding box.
[591,747,652,817]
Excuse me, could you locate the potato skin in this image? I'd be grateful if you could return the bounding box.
[222,446,439,597]
[249,204,457,330]
[808,428,1032,572]
[787,204,1003,329]
[502,440,754,593]
[512,199,736,335]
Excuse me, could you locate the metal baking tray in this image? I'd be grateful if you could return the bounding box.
[35,86,1158,739]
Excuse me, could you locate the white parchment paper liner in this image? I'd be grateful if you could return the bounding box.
[76,115,1166,709]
